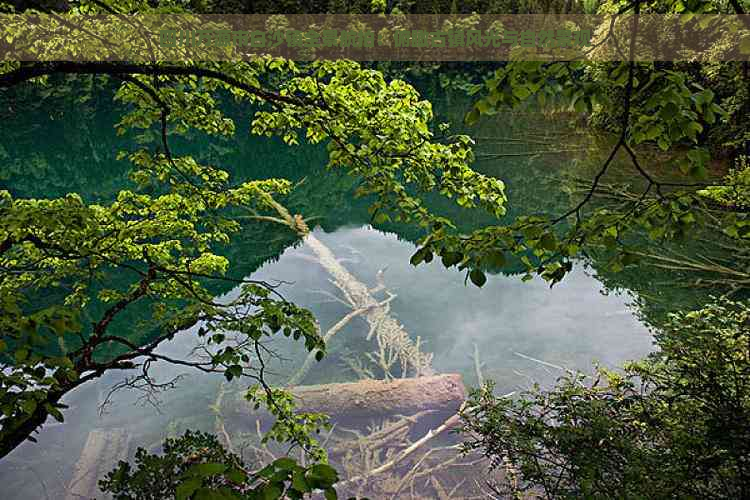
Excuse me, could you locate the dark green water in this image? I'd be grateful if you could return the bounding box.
[0,77,698,499]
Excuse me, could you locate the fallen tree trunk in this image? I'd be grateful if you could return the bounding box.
[244,199,434,379]
[289,373,465,419]
[304,233,434,379]
[223,374,466,432]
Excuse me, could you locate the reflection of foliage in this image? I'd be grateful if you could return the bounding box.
[586,0,750,157]
[459,4,750,496]
[0,74,132,199]
[201,0,588,14]
[568,164,750,327]
[465,3,750,289]
[462,297,750,499]
[294,232,434,381]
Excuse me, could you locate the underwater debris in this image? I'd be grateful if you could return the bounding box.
[221,374,466,432]
[304,233,434,379]
[212,198,492,497]
[65,428,130,500]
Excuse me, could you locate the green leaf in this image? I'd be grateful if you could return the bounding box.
[540,233,557,251]
[621,253,639,266]
[20,399,37,414]
[45,403,64,422]
[410,247,431,266]
[306,464,338,486]
[185,462,227,478]
[373,212,390,224]
[469,269,487,288]
[465,108,480,125]
[291,470,311,492]
[645,124,661,141]
[224,468,247,484]
[441,251,462,267]
[274,457,298,470]
[741,35,750,54]
[176,478,202,500]
[256,464,276,479]
[484,250,506,268]
[225,365,242,381]
[260,483,283,500]
[512,86,530,99]
[573,98,587,113]
[324,488,338,500]
[193,487,233,500]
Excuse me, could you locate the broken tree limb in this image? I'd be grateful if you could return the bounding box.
[244,195,433,379]
[339,404,466,486]
[368,267,388,294]
[472,343,485,387]
[475,149,584,158]
[513,351,570,373]
[331,409,437,456]
[213,381,235,454]
[305,233,433,378]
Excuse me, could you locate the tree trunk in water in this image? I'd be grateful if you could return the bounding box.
[65,428,130,500]
[223,374,466,431]
[304,233,434,379]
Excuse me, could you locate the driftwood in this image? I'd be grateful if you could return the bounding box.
[286,295,394,387]
[65,428,130,500]
[223,374,466,431]
[290,374,465,421]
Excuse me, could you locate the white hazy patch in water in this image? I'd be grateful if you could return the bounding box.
[255,226,655,390]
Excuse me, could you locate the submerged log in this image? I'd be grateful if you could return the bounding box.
[305,234,434,378]
[65,428,130,500]
[289,374,466,419]
[223,374,466,432]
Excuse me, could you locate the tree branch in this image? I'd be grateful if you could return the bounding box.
[552,0,641,225]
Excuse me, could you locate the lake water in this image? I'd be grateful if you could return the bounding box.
[0,81,657,499]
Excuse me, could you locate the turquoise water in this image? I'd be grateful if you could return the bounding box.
[0,82,659,499]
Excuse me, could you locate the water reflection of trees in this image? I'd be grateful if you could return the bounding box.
[2,80,729,345]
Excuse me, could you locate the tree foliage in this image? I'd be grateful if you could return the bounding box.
[0,0,510,467]
[454,2,750,498]
[99,430,341,500]
[3,0,750,498]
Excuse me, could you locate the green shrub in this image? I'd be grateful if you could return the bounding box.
[461,297,750,499]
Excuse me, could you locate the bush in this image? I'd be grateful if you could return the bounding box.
[461,297,750,499]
